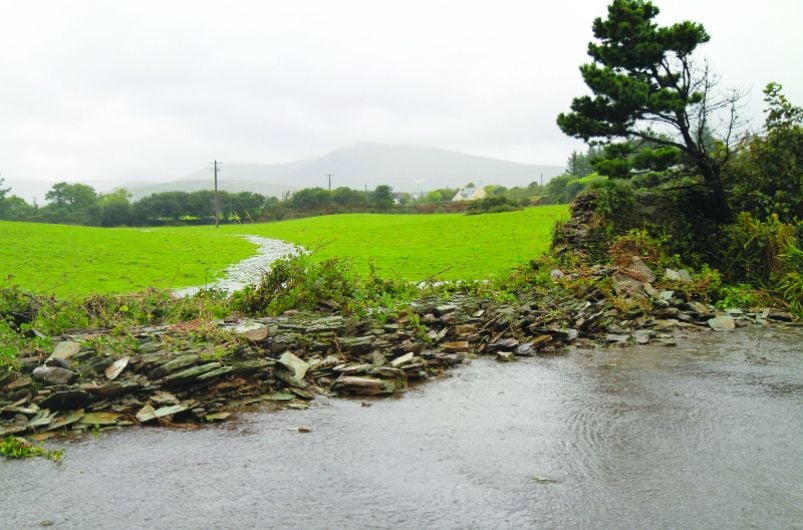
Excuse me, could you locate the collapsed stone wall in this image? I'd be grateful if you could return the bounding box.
[552,188,720,264]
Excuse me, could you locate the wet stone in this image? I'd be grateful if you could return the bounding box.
[708,316,736,330]
[105,357,129,381]
[32,366,76,385]
[244,326,269,343]
[44,409,85,431]
[48,341,81,363]
[434,304,458,316]
[38,390,90,411]
[278,352,310,381]
[79,412,121,425]
[196,366,235,382]
[496,351,515,363]
[148,354,201,379]
[337,336,375,355]
[164,362,224,386]
[442,341,469,353]
[5,376,33,391]
[767,310,794,322]
[232,359,273,374]
[687,301,714,318]
[332,376,397,396]
[390,352,414,368]
[486,338,519,353]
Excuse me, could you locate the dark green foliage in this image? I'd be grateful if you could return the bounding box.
[566,148,600,178]
[371,185,394,211]
[558,0,737,222]
[720,213,796,285]
[0,276,233,367]
[725,83,802,223]
[231,254,417,318]
[465,196,522,215]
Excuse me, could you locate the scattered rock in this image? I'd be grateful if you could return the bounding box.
[390,352,414,368]
[767,310,794,322]
[707,316,736,330]
[278,352,310,382]
[434,304,457,316]
[79,412,121,425]
[332,376,397,396]
[32,366,76,385]
[442,341,469,353]
[39,390,89,411]
[244,326,269,343]
[625,257,655,283]
[48,341,81,364]
[495,351,515,363]
[105,357,129,381]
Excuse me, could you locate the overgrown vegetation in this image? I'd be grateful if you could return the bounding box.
[0,435,64,462]
[551,0,802,316]
[232,254,419,319]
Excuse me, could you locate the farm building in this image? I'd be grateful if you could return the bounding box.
[452,186,487,202]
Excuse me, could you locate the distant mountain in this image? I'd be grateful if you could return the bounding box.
[180,143,564,193]
[4,144,565,204]
[126,179,293,201]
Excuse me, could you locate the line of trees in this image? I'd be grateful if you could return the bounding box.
[0,172,624,227]
[0,183,446,226]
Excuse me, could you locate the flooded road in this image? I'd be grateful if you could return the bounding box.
[2,327,802,529]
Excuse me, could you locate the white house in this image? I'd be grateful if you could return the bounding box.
[452,186,487,202]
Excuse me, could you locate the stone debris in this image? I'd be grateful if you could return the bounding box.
[32,366,76,385]
[708,315,736,330]
[48,341,81,364]
[105,357,129,381]
[1,282,795,441]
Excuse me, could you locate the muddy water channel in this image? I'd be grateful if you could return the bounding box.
[2,327,802,529]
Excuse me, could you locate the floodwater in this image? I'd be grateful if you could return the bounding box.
[173,236,298,297]
[2,327,802,529]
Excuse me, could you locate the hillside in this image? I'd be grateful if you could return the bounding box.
[180,143,564,193]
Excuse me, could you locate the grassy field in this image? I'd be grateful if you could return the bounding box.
[0,223,255,298]
[0,205,567,297]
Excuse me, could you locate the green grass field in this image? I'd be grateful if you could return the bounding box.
[0,205,567,297]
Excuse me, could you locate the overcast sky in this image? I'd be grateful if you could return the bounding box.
[1,0,801,187]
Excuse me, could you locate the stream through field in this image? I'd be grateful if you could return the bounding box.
[173,235,299,297]
[2,326,802,529]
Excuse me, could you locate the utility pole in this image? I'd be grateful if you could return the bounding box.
[213,160,221,228]
[327,173,333,191]
[540,172,543,189]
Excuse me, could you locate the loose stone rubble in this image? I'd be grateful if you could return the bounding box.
[1,257,797,442]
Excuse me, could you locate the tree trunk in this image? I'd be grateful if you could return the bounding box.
[699,164,733,224]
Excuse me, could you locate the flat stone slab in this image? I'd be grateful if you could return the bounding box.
[708,316,736,330]
[48,341,81,363]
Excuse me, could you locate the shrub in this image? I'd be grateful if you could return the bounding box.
[609,229,673,268]
[721,213,795,286]
[231,254,417,317]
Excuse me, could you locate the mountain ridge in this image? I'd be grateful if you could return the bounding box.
[179,143,564,194]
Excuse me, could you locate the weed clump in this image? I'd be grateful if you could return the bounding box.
[232,254,418,318]
[0,436,63,463]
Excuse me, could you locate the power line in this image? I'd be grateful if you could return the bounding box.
[212,160,221,228]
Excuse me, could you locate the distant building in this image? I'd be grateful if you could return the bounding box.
[452,186,487,202]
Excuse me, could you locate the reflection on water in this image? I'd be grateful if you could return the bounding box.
[2,327,802,529]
